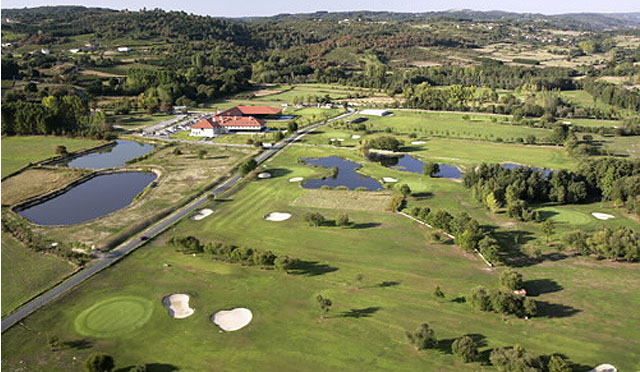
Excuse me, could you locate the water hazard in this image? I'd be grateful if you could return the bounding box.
[62,140,155,169]
[301,156,383,191]
[18,172,157,225]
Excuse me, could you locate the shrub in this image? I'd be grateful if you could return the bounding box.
[452,335,478,363]
[84,353,115,372]
[336,213,350,227]
[406,323,437,350]
[470,286,492,311]
[304,212,325,227]
[387,195,405,211]
[499,269,523,290]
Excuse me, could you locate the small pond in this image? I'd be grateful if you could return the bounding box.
[62,140,155,169]
[301,156,383,191]
[17,172,157,225]
[502,163,553,177]
[373,154,463,179]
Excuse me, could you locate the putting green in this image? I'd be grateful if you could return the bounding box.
[74,296,153,337]
[538,207,592,226]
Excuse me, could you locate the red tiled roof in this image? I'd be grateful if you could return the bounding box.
[219,105,282,116]
[213,115,265,128]
[191,118,220,129]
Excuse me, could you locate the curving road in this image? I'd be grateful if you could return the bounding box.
[1,109,354,333]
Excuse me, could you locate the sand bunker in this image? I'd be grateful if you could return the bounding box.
[351,135,361,139]
[289,177,304,182]
[265,212,292,221]
[212,308,253,331]
[257,172,272,179]
[382,177,398,182]
[592,212,615,220]
[192,208,213,221]
[163,294,194,319]
[411,141,426,145]
[589,364,617,372]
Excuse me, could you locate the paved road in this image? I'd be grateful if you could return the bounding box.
[1,109,354,333]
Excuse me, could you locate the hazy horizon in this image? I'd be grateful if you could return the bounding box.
[2,0,640,18]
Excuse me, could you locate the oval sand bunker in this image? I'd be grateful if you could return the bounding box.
[411,141,426,145]
[265,212,291,221]
[592,212,614,220]
[212,308,253,331]
[163,294,194,319]
[257,172,272,179]
[289,177,304,182]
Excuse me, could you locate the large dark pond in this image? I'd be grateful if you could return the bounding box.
[301,156,383,191]
[502,163,553,177]
[373,154,463,179]
[62,140,155,169]
[17,172,157,225]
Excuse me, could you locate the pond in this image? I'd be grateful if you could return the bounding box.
[502,163,553,177]
[373,154,463,179]
[62,140,155,169]
[301,156,383,191]
[17,172,157,226]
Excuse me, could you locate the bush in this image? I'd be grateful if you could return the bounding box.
[499,269,523,290]
[168,236,202,254]
[406,323,437,350]
[452,335,478,362]
[387,195,405,211]
[470,286,492,311]
[336,213,350,227]
[304,212,325,227]
[239,158,258,175]
[84,353,115,372]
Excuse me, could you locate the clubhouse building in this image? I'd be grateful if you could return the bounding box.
[190,105,282,137]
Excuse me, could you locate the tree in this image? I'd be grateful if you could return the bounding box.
[524,298,538,318]
[355,273,364,288]
[423,162,440,177]
[168,236,202,254]
[452,335,478,363]
[470,286,492,311]
[336,213,350,227]
[197,149,207,159]
[239,158,258,175]
[316,294,332,318]
[485,192,501,213]
[490,345,542,372]
[304,212,325,227]
[541,220,556,243]
[399,184,412,197]
[172,147,182,155]
[274,255,299,273]
[499,269,523,290]
[406,323,437,350]
[287,121,298,133]
[490,289,524,317]
[55,145,68,156]
[547,354,572,372]
[84,353,115,372]
[433,285,445,299]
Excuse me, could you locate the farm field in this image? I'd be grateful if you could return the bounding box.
[2,143,639,371]
[1,136,104,177]
[1,234,76,316]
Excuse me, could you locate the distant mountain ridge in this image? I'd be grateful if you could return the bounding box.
[2,6,640,30]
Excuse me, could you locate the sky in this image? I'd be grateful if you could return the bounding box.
[2,0,639,17]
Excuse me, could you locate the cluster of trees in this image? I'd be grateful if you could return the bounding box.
[583,78,640,112]
[564,228,639,262]
[361,135,403,152]
[578,158,640,215]
[303,212,351,227]
[1,94,111,138]
[168,235,305,273]
[408,207,502,264]
[470,270,538,318]
[463,164,592,219]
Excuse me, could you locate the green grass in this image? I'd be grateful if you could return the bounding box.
[2,144,639,371]
[112,112,175,130]
[1,136,104,177]
[560,90,636,117]
[74,296,154,338]
[170,131,203,141]
[1,234,75,316]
